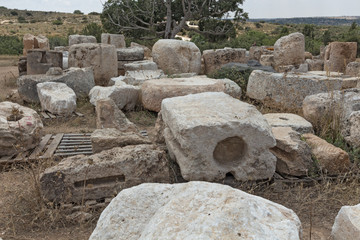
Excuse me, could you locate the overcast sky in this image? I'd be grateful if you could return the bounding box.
[0,0,359,18]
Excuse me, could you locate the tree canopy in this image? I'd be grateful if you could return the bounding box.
[101,0,247,39]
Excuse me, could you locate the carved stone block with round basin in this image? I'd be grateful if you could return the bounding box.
[161,92,277,181]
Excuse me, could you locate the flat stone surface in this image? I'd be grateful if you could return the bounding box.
[69,35,96,46]
[332,203,360,240]
[40,144,170,203]
[101,33,125,48]
[124,60,158,71]
[90,182,302,240]
[140,76,226,112]
[203,48,247,74]
[264,113,314,134]
[161,92,276,181]
[117,47,144,61]
[124,69,164,86]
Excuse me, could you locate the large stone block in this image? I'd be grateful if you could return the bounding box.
[140,76,226,112]
[0,102,43,157]
[203,47,247,74]
[332,203,360,240]
[68,43,117,86]
[152,39,201,75]
[69,35,97,46]
[324,42,357,73]
[161,92,276,181]
[27,49,63,75]
[130,42,151,59]
[37,82,76,116]
[124,60,158,71]
[273,32,305,70]
[91,128,151,153]
[89,84,140,111]
[40,144,170,203]
[264,113,314,134]
[306,59,324,71]
[23,34,50,55]
[124,69,164,86]
[117,47,144,61]
[346,61,360,77]
[101,33,125,48]
[246,70,347,110]
[90,182,302,240]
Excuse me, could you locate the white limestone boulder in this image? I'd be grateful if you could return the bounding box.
[101,33,125,48]
[161,92,276,181]
[89,84,140,111]
[332,203,360,240]
[37,82,76,116]
[0,102,43,157]
[273,32,305,71]
[152,39,201,75]
[140,76,226,112]
[124,69,164,86]
[324,42,357,73]
[90,182,302,240]
[264,113,314,134]
[68,43,117,86]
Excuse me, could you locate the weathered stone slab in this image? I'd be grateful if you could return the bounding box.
[40,144,170,203]
[140,76,226,112]
[124,69,164,86]
[203,48,247,74]
[306,59,324,71]
[271,127,312,176]
[23,34,50,55]
[37,82,76,116]
[117,47,144,61]
[130,42,151,59]
[27,49,63,75]
[0,102,43,156]
[264,113,314,134]
[90,182,302,240]
[69,35,97,46]
[152,39,201,75]
[101,33,125,48]
[324,42,357,73]
[332,203,360,240]
[68,43,117,86]
[124,60,158,71]
[346,61,360,77]
[162,92,276,181]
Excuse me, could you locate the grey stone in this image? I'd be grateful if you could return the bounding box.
[117,47,144,61]
[332,204,360,240]
[101,33,126,48]
[69,35,97,46]
[264,113,314,134]
[203,48,247,74]
[124,60,158,71]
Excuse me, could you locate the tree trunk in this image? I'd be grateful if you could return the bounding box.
[164,0,172,39]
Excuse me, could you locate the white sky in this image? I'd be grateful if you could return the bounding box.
[0,0,359,18]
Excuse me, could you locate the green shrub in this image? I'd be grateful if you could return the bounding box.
[17,16,27,23]
[73,10,84,15]
[52,19,63,25]
[48,36,68,49]
[81,23,103,42]
[10,10,18,16]
[0,35,23,55]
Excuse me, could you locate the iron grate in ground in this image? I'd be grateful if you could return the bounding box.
[54,133,93,157]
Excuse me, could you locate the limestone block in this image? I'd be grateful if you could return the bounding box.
[117,47,144,61]
[37,82,76,116]
[140,76,226,112]
[305,59,324,71]
[124,69,164,86]
[68,43,117,86]
[130,42,151,59]
[332,203,360,240]
[161,92,276,181]
[101,33,125,48]
[345,111,360,148]
[90,182,302,240]
[152,39,201,75]
[260,54,274,67]
[346,61,360,77]
[271,127,312,176]
[264,113,314,134]
[69,35,97,46]
[0,102,43,156]
[40,145,170,203]
[203,47,247,74]
[324,42,357,73]
[302,133,350,174]
[27,49,63,75]
[124,60,158,71]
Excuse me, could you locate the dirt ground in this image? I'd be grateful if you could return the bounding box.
[0,57,360,240]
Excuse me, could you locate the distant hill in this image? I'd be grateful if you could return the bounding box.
[248,16,360,26]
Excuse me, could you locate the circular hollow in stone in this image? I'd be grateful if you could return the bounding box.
[213,136,247,166]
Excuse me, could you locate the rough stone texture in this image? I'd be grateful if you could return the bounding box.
[18,56,27,76]
[27,49,63,75]
[140,76,226,112]
[246,70,347,110]
[264,113,314,134]
[37,82,76,116]
[345,111,360,148]
[23,34,50,55]
[162,92,276,181]
[217,78,242,99]
[46,67,62,76]
[101,33,126,48]
[68,43,117,86]
[89,84,140,111]
[305,59,324,71]
[91,128,151,153]
[220,62,275,73]
[273,32,305,71]
[304,51,313,60]
[271,127,313,176]
[124,60,158,71]
[90,182,302,240]
[331,203,360,240]
[69,35,97,46]
[124,70,164,86]
[346,61,360,77]
[324,42,357,73]
[40,144,170,203]
[260,54,274,67]
[249,46,265,61]
[203,48,247,74]
[109,76,126,86]
[152,39,201,75]
[117,47,144,61]
[130,42,151,59]
[0,102,43,157]
[302,133,350,174]
[17,67,95,102]
[95,98,137,131]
